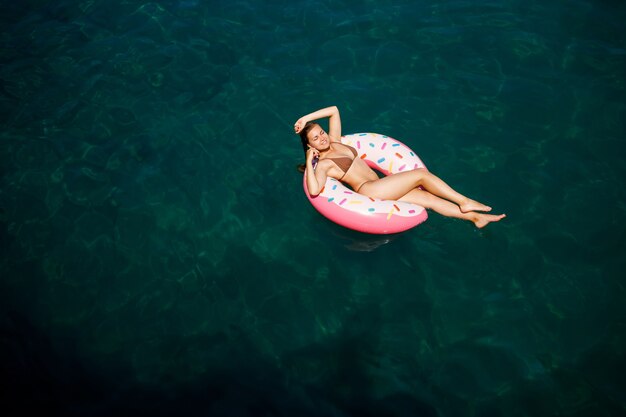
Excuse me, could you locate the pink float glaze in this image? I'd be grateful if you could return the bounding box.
[305,180,427,234]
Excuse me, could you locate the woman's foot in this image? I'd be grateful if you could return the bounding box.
[460,199,492,213]
[473,213,506,229]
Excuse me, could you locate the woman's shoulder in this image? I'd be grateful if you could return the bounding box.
[316,158,335,169]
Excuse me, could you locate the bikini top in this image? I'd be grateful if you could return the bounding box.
[327,145,358,179]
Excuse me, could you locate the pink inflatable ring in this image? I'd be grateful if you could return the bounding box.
[303,132,428,234]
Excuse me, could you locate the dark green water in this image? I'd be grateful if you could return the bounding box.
[1,1,625,416]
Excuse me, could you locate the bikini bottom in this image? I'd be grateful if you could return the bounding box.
[354,181,373,193]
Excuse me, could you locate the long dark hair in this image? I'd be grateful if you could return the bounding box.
[297,123,318,173]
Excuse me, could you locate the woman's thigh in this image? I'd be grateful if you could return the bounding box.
[358,169,424,200]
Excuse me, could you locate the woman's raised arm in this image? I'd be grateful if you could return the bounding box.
[294,106,342,141]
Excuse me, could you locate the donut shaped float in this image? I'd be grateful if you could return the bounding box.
[303,133,428,234]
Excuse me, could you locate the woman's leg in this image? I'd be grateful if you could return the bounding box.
[398,189,506,228]
[359,168,491,212]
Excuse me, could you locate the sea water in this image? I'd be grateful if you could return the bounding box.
[1,0,625,415]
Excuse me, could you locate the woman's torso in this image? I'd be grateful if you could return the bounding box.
[322,143,379,191]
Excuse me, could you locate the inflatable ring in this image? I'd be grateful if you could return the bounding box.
[303,133,428,234]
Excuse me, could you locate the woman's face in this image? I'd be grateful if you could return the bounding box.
[307,125,330,150]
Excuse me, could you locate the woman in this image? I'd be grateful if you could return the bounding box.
[294,106,506,228]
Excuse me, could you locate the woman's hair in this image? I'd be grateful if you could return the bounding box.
[298,123,318,155]
[297,123,318,173]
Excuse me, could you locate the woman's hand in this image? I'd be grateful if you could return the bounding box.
[306,146,319,164]
[294,117,307,134]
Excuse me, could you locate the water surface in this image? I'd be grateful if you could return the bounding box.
[1,0,625,415]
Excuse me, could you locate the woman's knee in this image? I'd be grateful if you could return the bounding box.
[410,167,428,183]
[418,192,440,209]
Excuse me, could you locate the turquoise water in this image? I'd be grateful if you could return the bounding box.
[1,0,625,415]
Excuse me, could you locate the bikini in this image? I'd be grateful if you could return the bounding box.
[328,145,358,180]
[327,145,370,192]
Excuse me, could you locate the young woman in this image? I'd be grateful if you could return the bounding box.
[295,106,505,228]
